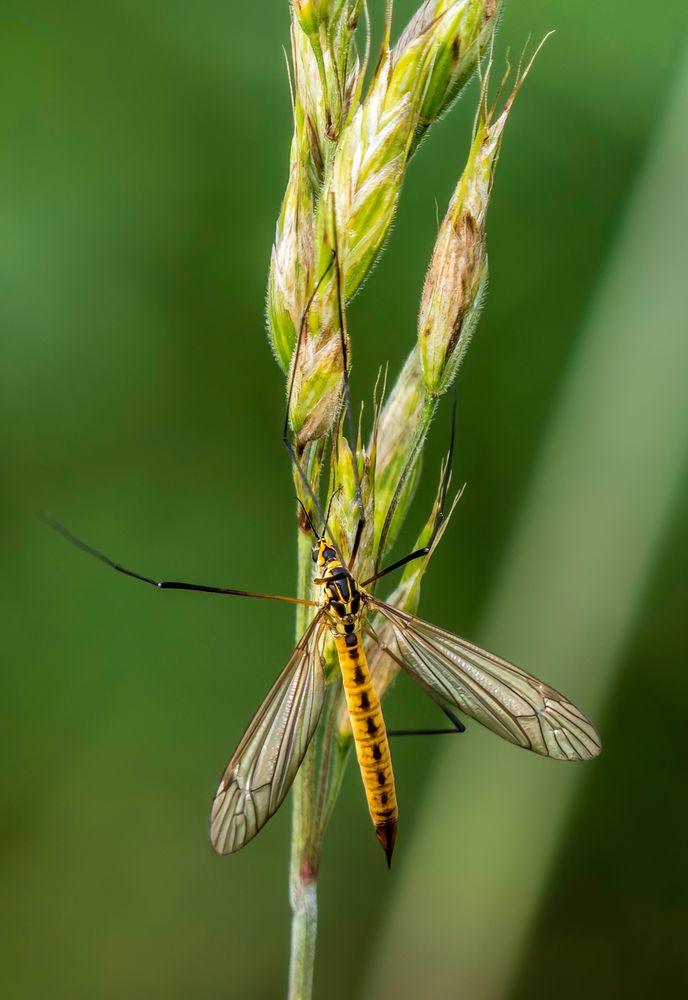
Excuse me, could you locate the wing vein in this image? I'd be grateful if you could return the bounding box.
[210,613,327,854]
[366,596,600,762]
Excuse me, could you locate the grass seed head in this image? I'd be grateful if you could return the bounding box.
[419,50,537,396]
[288,328,345,444]
[267,145,317,373]
[293,0,331,37]
[392,0,503,141]
[287,213,347,445]
[325,48,415,299]
[373,349,429,557]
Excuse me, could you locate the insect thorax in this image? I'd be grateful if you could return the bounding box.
[317,559,364,636]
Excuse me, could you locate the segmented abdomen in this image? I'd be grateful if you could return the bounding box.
[334,633,397,864]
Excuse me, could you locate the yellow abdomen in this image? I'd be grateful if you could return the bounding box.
[334,633,397,865]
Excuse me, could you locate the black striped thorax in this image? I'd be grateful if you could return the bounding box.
[316,558,364,636]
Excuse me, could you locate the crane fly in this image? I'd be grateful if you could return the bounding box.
[46,244,600,865]
[210,523,601,865]
[46,507,601,867]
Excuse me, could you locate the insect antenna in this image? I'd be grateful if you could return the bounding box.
[362,388,458,588]
[319,485,343,541]
[330,193,367,570]
[282,197,365,574]
[281,253,346,564]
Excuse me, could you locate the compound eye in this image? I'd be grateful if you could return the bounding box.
[311,545,319,563]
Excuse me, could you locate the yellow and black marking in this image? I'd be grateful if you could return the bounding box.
[314,539,398,866]
[335,632,397,864]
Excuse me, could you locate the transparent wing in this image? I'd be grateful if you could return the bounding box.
[367,598,601,761]
[210,614,327,854]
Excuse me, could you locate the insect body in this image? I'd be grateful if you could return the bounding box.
[315,539,397,863]
[46,516,601,868]
[207,531,601,865]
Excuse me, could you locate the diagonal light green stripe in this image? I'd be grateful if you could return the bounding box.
[363,39,688,1000]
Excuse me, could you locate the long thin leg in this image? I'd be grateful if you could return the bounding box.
[361,388,458,588]
[330,199,366,570]
[388,727,463,737]
[388,698,466,737]
[44,515,317,607]
[388,703,465,737]
[363,623,465,734]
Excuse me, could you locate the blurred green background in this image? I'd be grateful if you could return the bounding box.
[2,2,687,998]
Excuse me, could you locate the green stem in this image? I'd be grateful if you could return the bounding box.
[287,511,320,1000]
[288,749,318,1000]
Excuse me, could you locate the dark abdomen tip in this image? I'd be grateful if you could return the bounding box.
[376,819,397,869]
